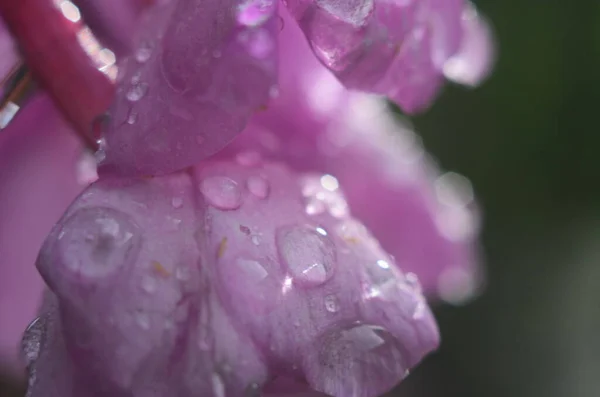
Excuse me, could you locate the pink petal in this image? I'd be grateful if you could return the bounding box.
[100,0,279,176]
[28,159,438,397]
[283,0,464,112]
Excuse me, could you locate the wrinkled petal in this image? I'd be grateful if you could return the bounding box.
[283,0,464,112]
[28,158,438,397]
[0,95,85,376]
[442,4,496,87]
[100,0,279,176]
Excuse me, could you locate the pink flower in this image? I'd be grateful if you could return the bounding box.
[0,1,496,395]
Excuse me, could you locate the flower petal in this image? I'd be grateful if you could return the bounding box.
[29,159,438,397]
[283,0,464,112]
[100,0,279,176]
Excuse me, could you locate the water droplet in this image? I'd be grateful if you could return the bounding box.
[246,176,269,199]
[212,373,225,397]
[301,175,348,217]
[94,137,107,163]
[175,265,191,281]
[135,41,153,63]
[235,258,269,283]
[141,275,157,293]
[126,82,149,101]
[136,311,150,330]
[251,234,261,246]
[307,324,406,397]
[171,197,183,208]
[21,317,46,368]
[57,207,141,279]
[320,174,339,191]
[200,176,242,210]
[237,0,274,27]
[268,85,279,98]
[324,294,340,313]
[236,151,262,167]
[126,110,138,125]
[405,272,422,292]
[276,225,336,287]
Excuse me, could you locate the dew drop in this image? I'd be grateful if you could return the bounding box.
[127,110,138,125]
[200,176,242,210]
[175,265,191,281]
[135,41,153,63]
[324,294,340,313]
[21,317,46,368]
[246,175,269,199]
[276,225,336,287]
[126,82,149,101]
[141,275,157,293]
[251,234,261,246]
[171,197,183,208]
[57,208,141,279]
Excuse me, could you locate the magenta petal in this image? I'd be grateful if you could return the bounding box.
[100,0,279,176]
[284,0,464,112]
[442,4,496,87]
[0,95,84,376]
[29,159,438,397]
[220,8,482,299]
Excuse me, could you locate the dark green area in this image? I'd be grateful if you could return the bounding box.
[392,1,600,397]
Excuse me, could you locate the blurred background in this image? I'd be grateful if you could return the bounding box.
[2,0,599,396]
[391,1,600,397]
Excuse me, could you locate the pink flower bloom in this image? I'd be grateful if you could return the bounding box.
[28,159,438,397]
[0,1,496,395]
[222,6,483,299]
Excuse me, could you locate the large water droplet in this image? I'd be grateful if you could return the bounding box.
[306,324,406,397]
[57,207,141,279]
[21,317,46,368]
[200,176,242,210]
[246,176,269,199]
[237,0,274,27]
[276,225,336,287]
